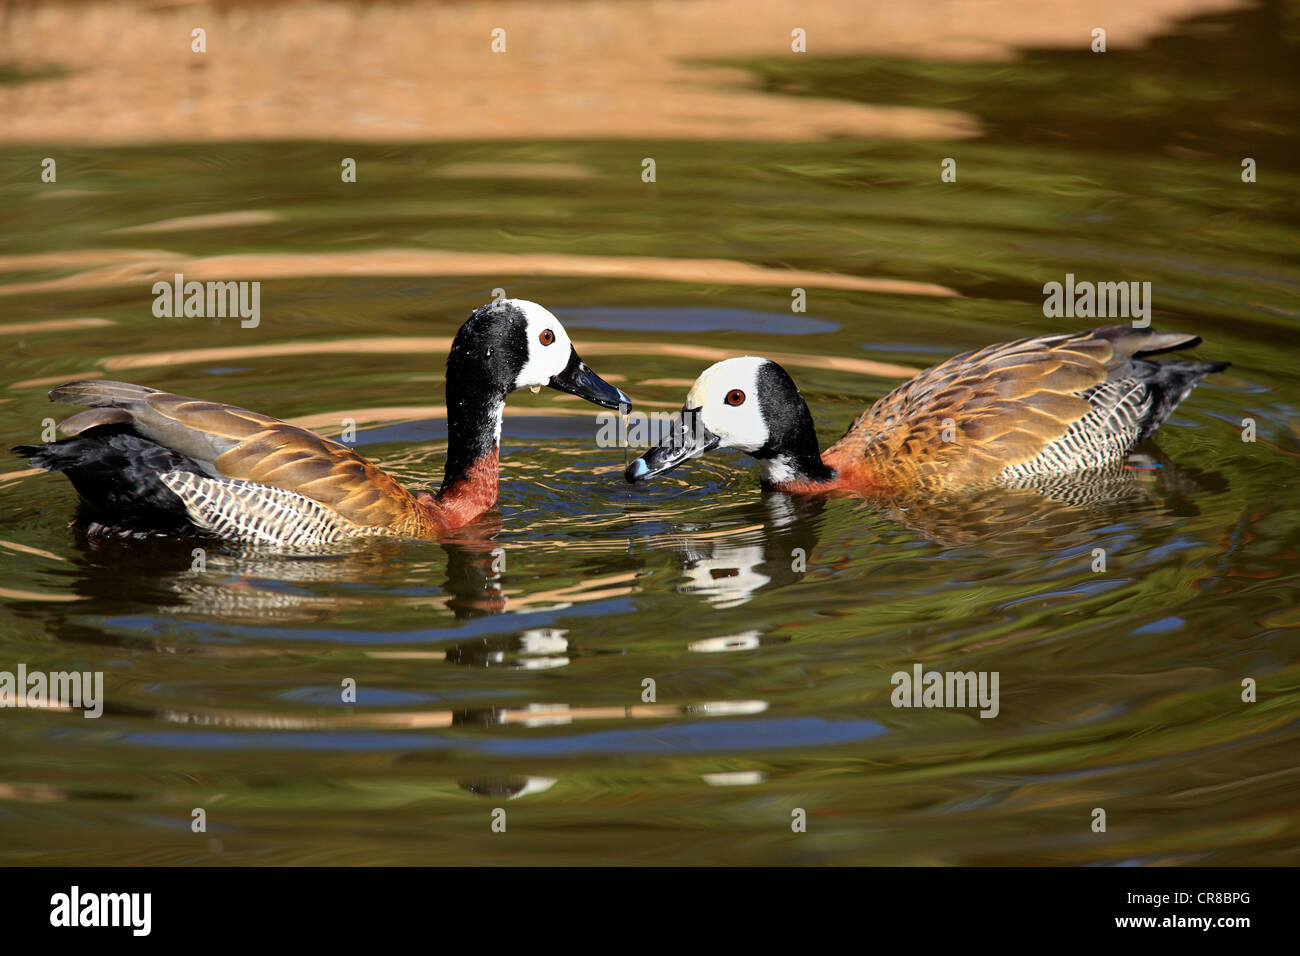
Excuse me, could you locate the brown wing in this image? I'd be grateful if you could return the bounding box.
[824,326,1201,493]
[50,380,424,532]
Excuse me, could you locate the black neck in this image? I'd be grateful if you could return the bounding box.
[437,305,529,495]
[439,360,506,494]
[752,365,836,484]
[754,427,836,485]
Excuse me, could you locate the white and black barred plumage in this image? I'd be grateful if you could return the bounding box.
[157,472,392,549]
[810,324,1229,494]
[998,349,1226,480]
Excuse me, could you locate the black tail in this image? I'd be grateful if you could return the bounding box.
[14,428,204,533]
[14,439,95,474]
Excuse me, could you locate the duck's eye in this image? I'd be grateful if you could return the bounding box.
[725,389,746,407]
[539,329,555,346]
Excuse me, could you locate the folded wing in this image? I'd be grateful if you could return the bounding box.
[826,327,1216,492]
[49,380,428,536]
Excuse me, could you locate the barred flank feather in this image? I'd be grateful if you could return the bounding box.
[824,324,1227,494]
[159,472,395,549]
[29,379,440,542]
[998,378,1151,479]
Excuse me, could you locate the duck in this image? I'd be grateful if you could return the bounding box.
[625,325,1228,496]
[15,299,629,546]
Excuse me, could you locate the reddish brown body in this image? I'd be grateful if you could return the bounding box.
[27,382,518,543]
[19,298,630,547]
[757,325,1225,497]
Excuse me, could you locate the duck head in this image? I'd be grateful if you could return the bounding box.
[449,298,628,409]
[440,299,628,496]
[625,356,832,486]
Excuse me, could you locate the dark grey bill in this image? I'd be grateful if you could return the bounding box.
[548,349,630,410]
[625,407,720,483]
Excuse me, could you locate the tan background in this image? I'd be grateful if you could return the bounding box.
[0,0,1245,144]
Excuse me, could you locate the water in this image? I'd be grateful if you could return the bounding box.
[1,3,1298,865]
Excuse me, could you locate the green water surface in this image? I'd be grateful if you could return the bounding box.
[0,2,1297,865]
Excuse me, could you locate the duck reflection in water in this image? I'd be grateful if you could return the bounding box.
[666,495,828,609]
[866,449,1226,550]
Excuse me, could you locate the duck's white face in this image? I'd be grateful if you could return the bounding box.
[624,356,780,483]
[684,356,772,452]
[510,299,576,391]
[626,355,827,485]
